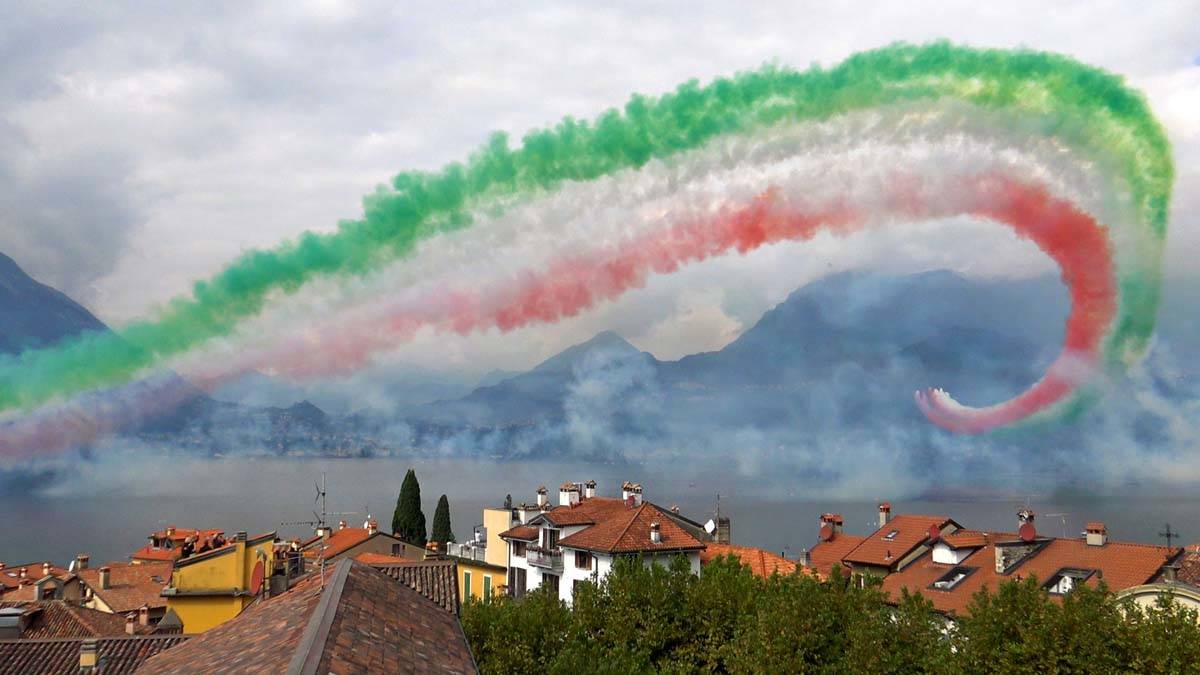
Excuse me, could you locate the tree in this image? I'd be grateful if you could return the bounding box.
[392,468,426,545]
[431,494,456,546]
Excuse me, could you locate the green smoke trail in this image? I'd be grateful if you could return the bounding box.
[0,41,1172,413]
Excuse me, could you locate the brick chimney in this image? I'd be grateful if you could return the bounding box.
[536,486,548,508]
[138,605,149,627]
[878,502,893,529]
[820,513,844,535]
[649,522,662,544]
[1085,522,1108,547]
[584,480,596,499]
[99,567,111,590]
[125,613,136,635]
[75,554,89,570]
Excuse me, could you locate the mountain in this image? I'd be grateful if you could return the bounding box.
[410,270,1065,433]
[0,251,108,354]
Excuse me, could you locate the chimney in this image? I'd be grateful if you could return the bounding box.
[166,526,175,537]
[1017,508,1037,542]
[1085,522,1108,547]
[878,502,892,529]
[76,554,89,570]
[338,521,347,531]
[99,567,111,590]
[125,613,137,635]
[366,519,378,536]
[79,639,99,672]
[584,480,596,499]
[797,548,811,568]
[649,522,662,544]
[0,563,5,570]
[138,605,150,627]
[1164,561,1179,582]
[819,513,844,535]
[235,531,247,542]
[18,567,26,580]
[559,481,580,507]
[42,562,51,578]
[716,517,732,545]
[536,486,548,508]
[630,483,643,507]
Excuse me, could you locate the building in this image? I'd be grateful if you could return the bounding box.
[131,526,227,564]
[301,518,425,564]
[76,560,172,626]
[0,560,75,601]
[1116,542,1200,614]
[808,503,1183,620]
[446,522,508,601]
[138,559,478,674]
[499,481,708,605]
[0,600,131,639]
[160,530,277,634]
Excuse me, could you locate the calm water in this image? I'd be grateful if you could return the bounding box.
[1,456,1197,566]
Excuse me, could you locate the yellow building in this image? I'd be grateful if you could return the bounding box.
[483,507,513,568]
[161,531,276,634]
[455,558,506,601]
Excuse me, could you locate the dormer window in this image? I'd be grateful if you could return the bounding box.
[1044,567,1096,595]
[882,530,900,541]
[929,566,976,591]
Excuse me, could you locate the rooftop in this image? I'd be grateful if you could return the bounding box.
[0,635,187,675]
[808,533,865,575]
[368,559,461,615]
[138,560,477,674]
[0,601,130,639]
[77,562,172,613]
[701,544,812,579]
[841,515,958,568]
[552,499,706,554]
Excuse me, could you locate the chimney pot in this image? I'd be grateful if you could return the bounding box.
[99,567,111,590]
[649,522,662,544]
[166,526,175,537]
[536,486,548,508]
[42,562,51,577]
[797,548,812,568]
[125,613,136,635]
[18,567,26,580]
[76,554,89,570]
[584,480,596,499]
[878,502,892,528]
[1085,522,1108,547]
[138,605,149,626]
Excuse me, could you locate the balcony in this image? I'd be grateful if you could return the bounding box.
[526,546,563,571]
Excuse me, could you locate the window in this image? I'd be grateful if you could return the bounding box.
[544,573,560,596]
[463,571,472,599]
[509,567,527,598]
[513,541,527,557]
[929,566,976,591]
[1044,567,1096,595]
[575,551,593,570]
[391,543,402,555]
[882,530,900,541]
[483,575,492,597]
[544,529,560,549]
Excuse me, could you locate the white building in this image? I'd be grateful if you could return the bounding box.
[499,481,708,605]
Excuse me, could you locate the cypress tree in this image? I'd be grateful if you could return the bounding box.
[392,468,426,545]
[431,494,456,546]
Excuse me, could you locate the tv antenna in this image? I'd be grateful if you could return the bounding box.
[279,473,357,588]
[1159,523,1181,549]
[1044,513,1069,539]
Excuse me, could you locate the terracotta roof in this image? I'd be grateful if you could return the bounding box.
[555,502,705,554]
[77,562,171,613]
[0,601,130,639]
[881,532,1178,617]
[302,527,403,561]
[1170,548,1200,587]
[808,533,865,575]
[132,528,226,562]
[369,559,461,615]
[0,635,187,674]
[842,515,957,568]
[942,530,988,549]
[138,560,477,674]
[0,563,70,592]
[701,544,811,579]
[498,526,538,541]
[353,552,411,565]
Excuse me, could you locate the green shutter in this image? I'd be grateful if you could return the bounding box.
[483,575,492,597]
[463,571,472,598]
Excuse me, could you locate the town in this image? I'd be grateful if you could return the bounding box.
[2,473,1199,672]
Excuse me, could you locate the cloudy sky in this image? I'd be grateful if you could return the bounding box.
[2,1,1198,375]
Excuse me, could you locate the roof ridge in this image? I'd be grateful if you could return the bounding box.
[610,504,646,551]
[287,559,352,675]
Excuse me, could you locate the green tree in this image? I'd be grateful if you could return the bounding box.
[431,494,456,546]
[391,468,426,545]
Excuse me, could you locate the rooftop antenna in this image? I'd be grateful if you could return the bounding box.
[1044,513,1069,539]
[1160,523,1181,549]
[279,473,356,589]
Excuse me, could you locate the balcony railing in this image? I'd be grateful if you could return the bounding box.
[446,543,487,562]
[526,546,563,571]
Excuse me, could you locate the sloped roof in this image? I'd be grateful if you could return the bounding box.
[138,560,477,674]
[556,502,705,554]
[498,526,538,541]
[942,530,989,549]
[0,601,129,639]
[370,559,461,615]
[0,635,187,674]
[77,562,171,612]
[880,532,1179,617]
[808,533,865,576]
[303,528,406,561]
[842,515,957,568]
[701,544,810,579]
[0,562,70,593]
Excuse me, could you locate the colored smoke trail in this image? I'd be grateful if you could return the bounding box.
[0,42,1176,456]
[0,42,1172,419]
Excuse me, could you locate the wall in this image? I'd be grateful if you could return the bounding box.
[458,559,506,601]
[165,535,277,634]
[482,508,512,569]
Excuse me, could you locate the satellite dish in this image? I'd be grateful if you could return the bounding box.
[704,519,717,534]
[927,524,941,543]
[1019,522,1037,543]
[819,523,834,542]
[249,560,265,595]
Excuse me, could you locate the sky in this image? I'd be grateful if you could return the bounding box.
[1,0,1198,375]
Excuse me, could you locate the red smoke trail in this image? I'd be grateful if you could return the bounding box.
[2,174,1116,459]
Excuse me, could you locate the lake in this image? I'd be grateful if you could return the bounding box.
[2,456,1196,566]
